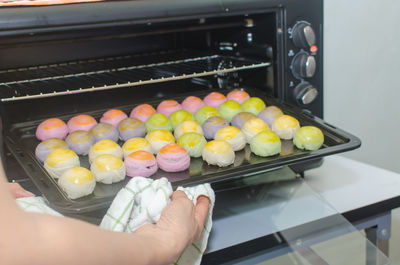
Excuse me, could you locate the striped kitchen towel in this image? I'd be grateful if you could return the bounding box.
[16,177,215,265]
[16,196,63,217]
[100,177,215,265]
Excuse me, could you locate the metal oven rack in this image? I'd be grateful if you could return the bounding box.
[0,50,271,102]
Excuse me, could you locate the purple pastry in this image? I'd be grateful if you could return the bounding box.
[202,116,229,139]
[257,106,284,127]
[231,112,256,129]
[118,118,146,141]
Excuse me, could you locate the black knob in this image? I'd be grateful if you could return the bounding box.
[293,82,318,105]
[292,21,316,48]
[291,52,316,78]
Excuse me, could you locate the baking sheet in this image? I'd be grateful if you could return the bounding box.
[5,88,361,213]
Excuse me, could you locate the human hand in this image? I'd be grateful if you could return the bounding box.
[8,182,35,198]
[135,191,210,264]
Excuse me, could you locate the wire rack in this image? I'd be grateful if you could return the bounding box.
[0,51,270,102]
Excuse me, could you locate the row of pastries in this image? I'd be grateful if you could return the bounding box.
[34,90,324,199]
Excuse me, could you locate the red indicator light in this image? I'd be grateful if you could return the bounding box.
[310,45,318,53]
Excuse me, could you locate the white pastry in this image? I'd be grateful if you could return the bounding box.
[202,140,235,167]
[58,167,96,199]
[91,154,126,184]
[214,126,246,151]
[242,118,270,143]
[271,115,300,140]
[44,149,80,179]
[145,129,175,154]
[174,120,203,139]
[88,139,123,163]
[122,137,153,158]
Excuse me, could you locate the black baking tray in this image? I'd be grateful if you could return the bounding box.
[5,88,361,213]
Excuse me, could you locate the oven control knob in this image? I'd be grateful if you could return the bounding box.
[291,52,316,78]
[291,21,316,48]
[293,82,318,105]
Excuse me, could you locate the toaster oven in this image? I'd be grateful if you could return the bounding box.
[0,0,360,213]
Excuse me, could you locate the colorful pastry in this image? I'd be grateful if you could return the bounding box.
[241,97,266,116]
[90,123,119,142]
[271,115,300,140]
[214,126,246,151]
[250,130,281,157]
[231,112,256,129]
[65,130,95,155]
[122,137,153,158]
[36,118,68,141]
[88,139,123,163]
[181,96,205,114]
[67,114,97,133]
[100,109,128,127]
[169,110,193,130]
[130,104,157,122]
[156,100,182,117]
[90,154,126,184]
[145,113,172,133]
[293,126,324,151]
[194,105,219,125]
[58,167,95,199]
[35,138,68,163]
[174,120,204,139]
[44,149,80,179]
[202,140,235,167]
[227,90,250,104]
[218,100,242,122]
[242,118,270,143]
[202,116,229,139]
[257,106,284,127]
[177,132,207,158]
[203,92,227,108]
[118,117,146,141]
[156,143,190,172]
[145,129,175,154]
[125,150,158,178]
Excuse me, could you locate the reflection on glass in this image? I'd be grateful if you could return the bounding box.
[208,171,389,265]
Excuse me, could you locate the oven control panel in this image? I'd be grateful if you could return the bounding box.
[291,21,316,48]
[286,18,321,117]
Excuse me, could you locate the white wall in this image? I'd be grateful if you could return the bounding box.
[324,0,400,173]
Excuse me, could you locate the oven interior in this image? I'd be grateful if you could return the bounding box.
[0,6,360,213]
[0,11,278,125]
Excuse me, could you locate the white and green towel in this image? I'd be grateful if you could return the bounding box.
[16,177,215,265]
[101,177,215,265]
[16,196,63,217]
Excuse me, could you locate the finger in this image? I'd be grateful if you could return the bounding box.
[170,190,189,200]
[194,196,210,238]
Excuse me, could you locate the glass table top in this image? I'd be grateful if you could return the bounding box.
[204,167,389,264]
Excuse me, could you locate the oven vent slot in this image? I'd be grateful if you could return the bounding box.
[0,51,270,102]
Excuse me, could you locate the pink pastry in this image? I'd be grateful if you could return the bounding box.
[125,150,158,178]
[156,100,182,117]
[203,92,227,108]
[156,143,190,172]
[227,90,250,104]
[67,114,97,133]
[36,118,69,141]
[181,96,205,114]
[100,109,128,127]
[130,104,157,122]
